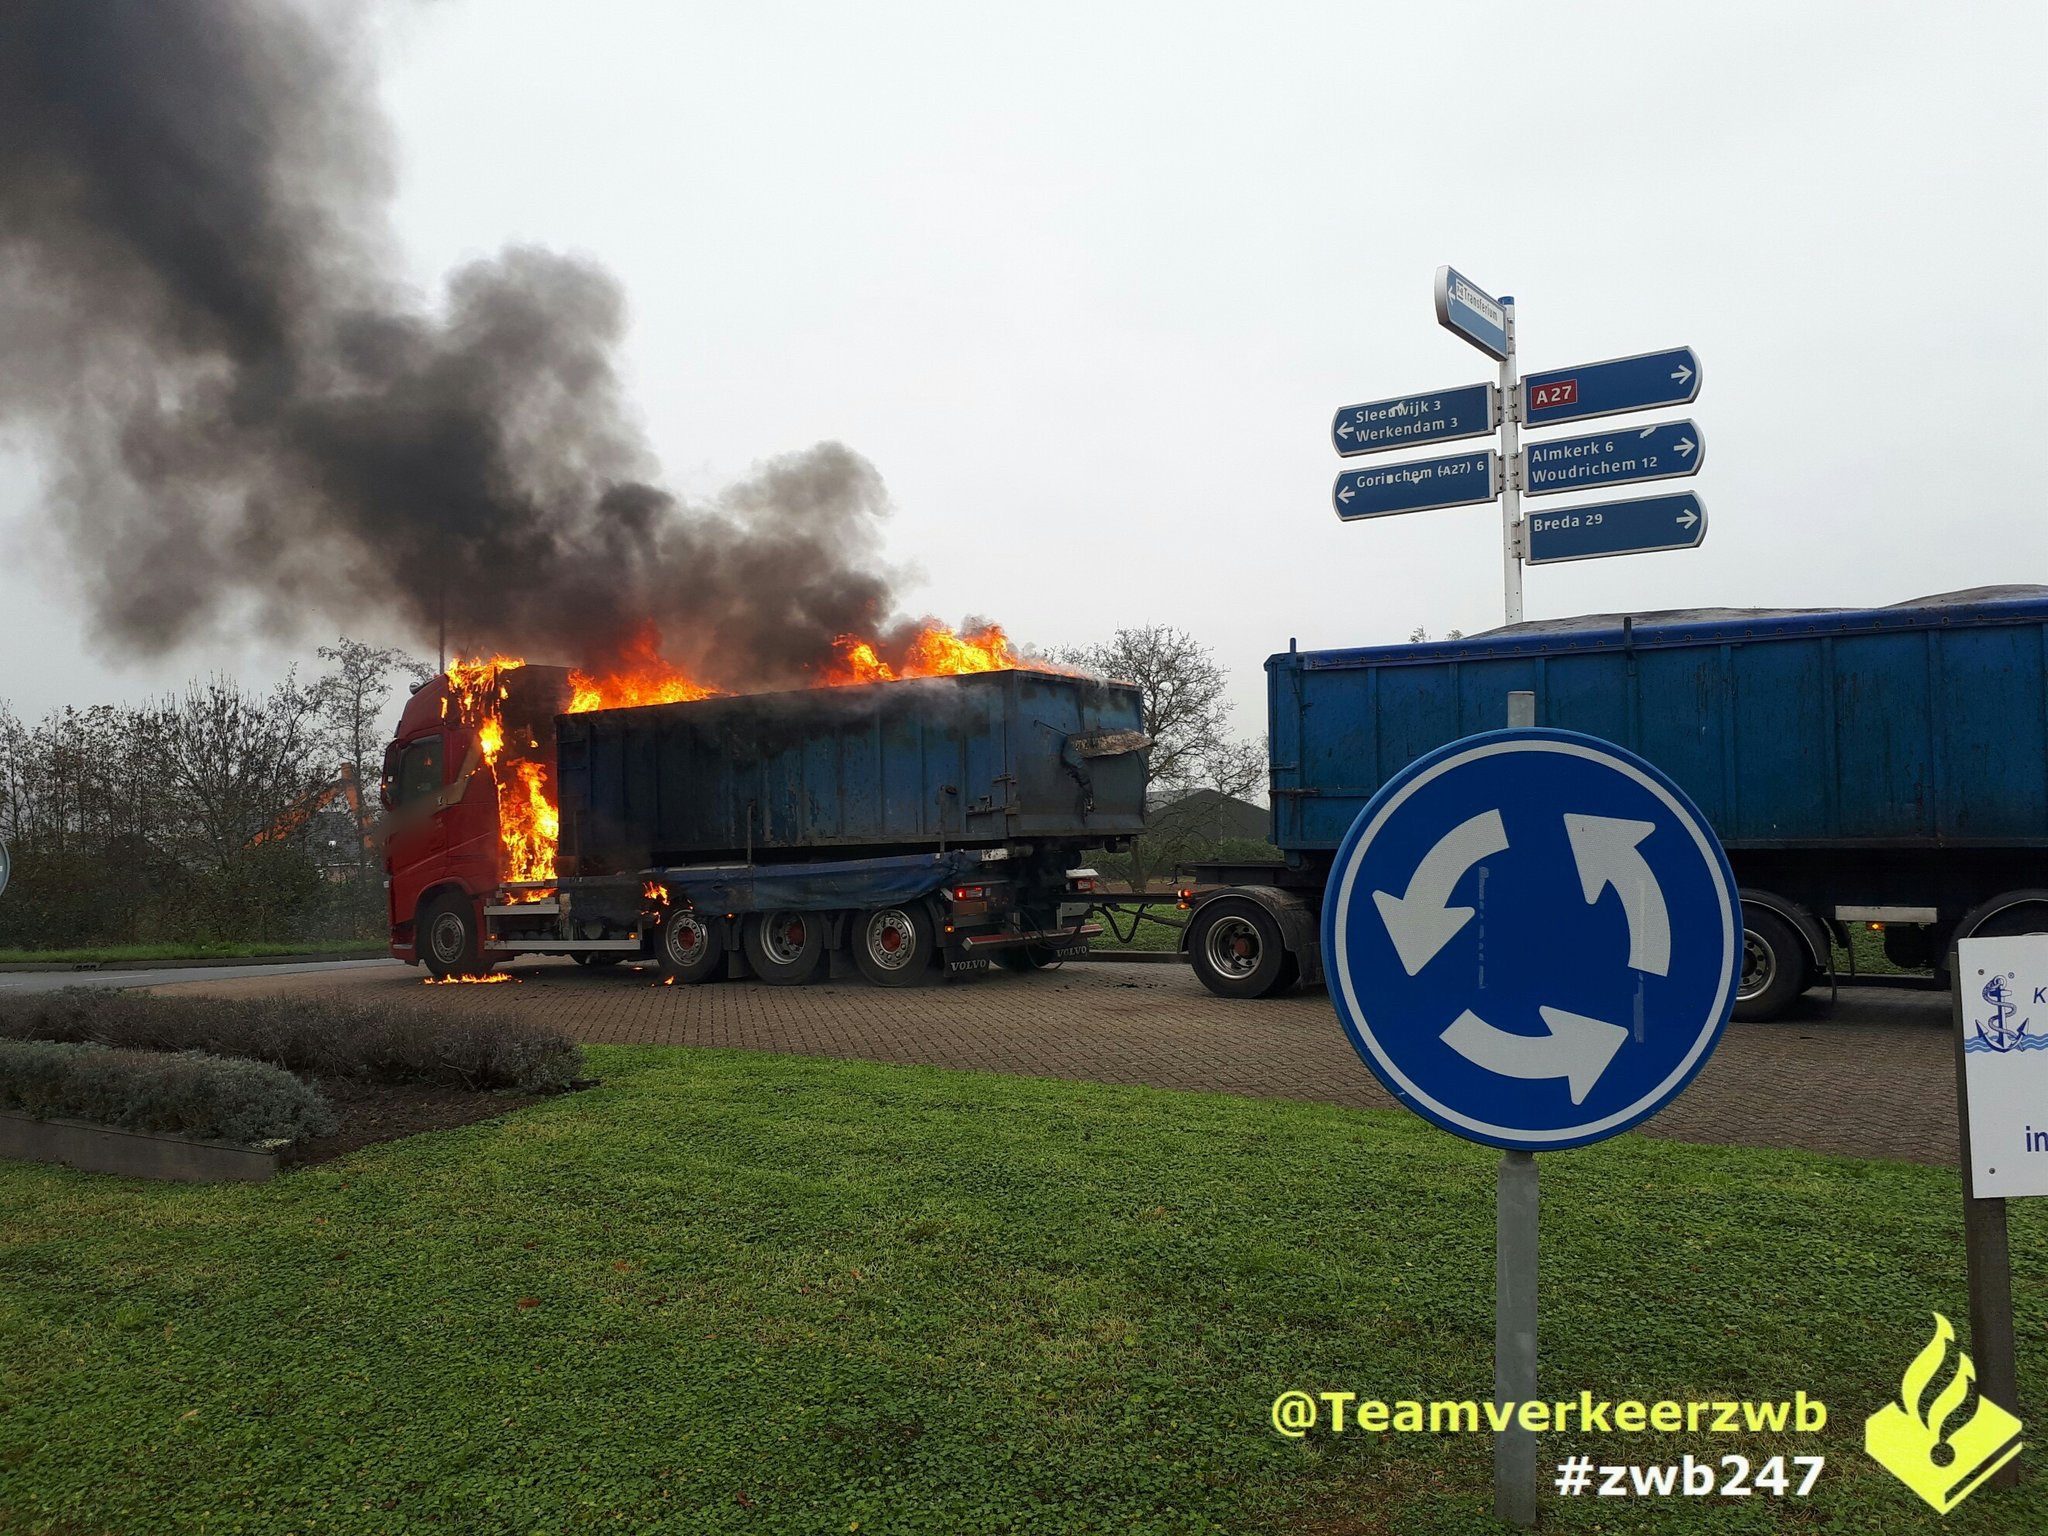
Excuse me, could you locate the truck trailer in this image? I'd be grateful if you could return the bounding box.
[1182,587,2048,1019]
[382,666,1150,984]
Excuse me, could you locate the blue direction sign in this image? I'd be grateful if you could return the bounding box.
[1434,266,1510,361]
[1526,492,1706,566]
[1521,421,1703,498]
[1332,382,1495,457]
[1335,449,1498,521]
[1521,347,1700,429]
[1323,728,1738,1149]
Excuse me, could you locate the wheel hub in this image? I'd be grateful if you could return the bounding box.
[1206,916,1260,979]
[865,911,917,970]
[762,913,810,964]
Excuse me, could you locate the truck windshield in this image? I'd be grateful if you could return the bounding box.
[389,735,445,807]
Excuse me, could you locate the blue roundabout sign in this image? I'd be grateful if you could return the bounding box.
[1323,728,1738,1150]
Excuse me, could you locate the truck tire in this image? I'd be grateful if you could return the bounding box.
[743,910,826,985]
[420,891,484,980]
[1959,890,2048,941]
[852,905,937,987]
[656,910,723,984]
[1188,897,1295,999]
[1734,906,1806,1021]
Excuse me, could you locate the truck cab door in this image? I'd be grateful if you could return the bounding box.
[382,733,449,933]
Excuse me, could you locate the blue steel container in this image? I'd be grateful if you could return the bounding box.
[1269,588,2048,854]
[555,668,1147,872]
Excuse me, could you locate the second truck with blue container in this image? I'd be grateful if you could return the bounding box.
[1182,587,2048,1019]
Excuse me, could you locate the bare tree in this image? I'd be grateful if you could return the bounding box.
[148,676,329,871]
[1062,626,1268,889]
[312,638,434,883]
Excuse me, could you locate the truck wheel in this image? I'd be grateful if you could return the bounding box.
[1734,907,1806,1021]
[853,905,937,987]
[1960,890,2048,941]
[657,910,723,984]
[420,892,484,980]
[743,910,826,985]
[1188,898,1294,999]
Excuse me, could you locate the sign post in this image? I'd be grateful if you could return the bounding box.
[1323,708,1739,1526]
[1498,299,1524,626]
[1494,692,1538,1525]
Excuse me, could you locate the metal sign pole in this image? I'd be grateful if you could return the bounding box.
[1494,689,1538,1527]
[1950,948,2022,1487]
[1499,299,1524,626]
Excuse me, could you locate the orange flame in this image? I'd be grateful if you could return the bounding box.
[443,653,561,885]
[421,973,518,985]
[568,622,717,714]
[822,623,1024,685]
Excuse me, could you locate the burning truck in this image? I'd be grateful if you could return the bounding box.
[380,632,1150,984]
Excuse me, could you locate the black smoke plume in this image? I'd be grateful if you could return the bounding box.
[0,0,917,689]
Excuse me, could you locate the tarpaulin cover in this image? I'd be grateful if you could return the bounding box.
[648,850,980,913]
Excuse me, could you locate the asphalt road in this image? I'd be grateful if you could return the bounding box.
[121,955,1962,1165]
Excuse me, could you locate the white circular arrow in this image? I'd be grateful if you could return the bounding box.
[1371,808,1507,974]
[1441,1007,1629,1106]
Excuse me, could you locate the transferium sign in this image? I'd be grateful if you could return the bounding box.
[1434,266,1510,361]
[1331,382,1496,457]
[1322,728,1738,1150]
[1334,450,1498,521]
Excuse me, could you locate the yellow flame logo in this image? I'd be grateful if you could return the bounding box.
[1865,1312,2023,1512]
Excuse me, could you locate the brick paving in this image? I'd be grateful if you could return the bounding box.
[155,959,1960,1165]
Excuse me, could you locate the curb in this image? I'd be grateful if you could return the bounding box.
[0,952,388,975]
[0,1110,278,1183]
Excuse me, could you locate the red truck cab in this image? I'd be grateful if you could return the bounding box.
[381,677,502,975]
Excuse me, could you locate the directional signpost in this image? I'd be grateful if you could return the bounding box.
[1521,347,1700,430]
[1521,420,1701,497]
[1331,382,1496,457]
[1334,449,1498,521]
[1330,267,1709,624]
[1325,714,1739,1525]
[1526,491,1706,566]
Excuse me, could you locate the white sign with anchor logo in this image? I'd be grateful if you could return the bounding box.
[1958,934,2048,1198]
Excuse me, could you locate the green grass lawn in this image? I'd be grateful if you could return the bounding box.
[1,1046,2041,1534]
[0,938,387,966]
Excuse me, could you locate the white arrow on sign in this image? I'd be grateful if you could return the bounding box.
[1440,1006,1629,1105]
[1337,421,1355,438]
[1372,808,1508,974]
[1670,362,1694,385]
[1563,813,1671,975]
[1337,484,1356,503]
[1676,509,1698,529]
[1674,437,1696,457]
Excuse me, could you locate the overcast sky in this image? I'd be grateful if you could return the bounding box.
[2,0,2043,742]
